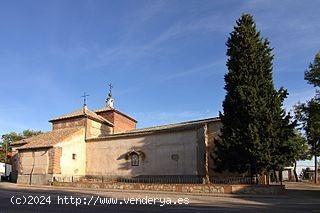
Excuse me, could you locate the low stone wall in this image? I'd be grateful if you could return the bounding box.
[231,185,285,195]
[18,174,53,185]
[53,182,285,195]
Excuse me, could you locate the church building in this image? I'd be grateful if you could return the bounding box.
[11,88,221,185]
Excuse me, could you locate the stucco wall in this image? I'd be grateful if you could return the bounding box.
[86,118,112,138]
[57,129,86,176]
[86,129,200,177]
[19,149,49,175]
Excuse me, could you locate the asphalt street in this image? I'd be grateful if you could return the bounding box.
[0,182,319,212]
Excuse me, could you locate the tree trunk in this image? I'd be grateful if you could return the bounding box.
[294,161,299,182]
[315,155,318,184]
[273,170,278,183]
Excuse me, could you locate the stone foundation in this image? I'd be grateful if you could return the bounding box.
[18,174,53,185]
[53,182,285,195]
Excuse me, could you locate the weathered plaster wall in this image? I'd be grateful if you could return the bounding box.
[86,129,200,177]
[52,117,85,130]
[57,129,86,176]
[19,149,49,175]
[86,118,112,138]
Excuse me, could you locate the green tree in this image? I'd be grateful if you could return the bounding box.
[214,14,295,178]
[295,98,320,183]
[0,130,42,163]
[305,52,320,89]
[295,51,320,184]
[21,129,42,138]
[287,131,309,181]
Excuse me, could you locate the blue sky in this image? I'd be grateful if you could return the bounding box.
[0,0,319,135]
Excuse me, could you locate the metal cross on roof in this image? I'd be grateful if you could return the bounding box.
[108,83,113,93]
[81,92,90,107]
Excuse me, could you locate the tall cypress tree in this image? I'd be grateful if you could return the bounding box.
[268,89,296,178]
[214,14,294,176]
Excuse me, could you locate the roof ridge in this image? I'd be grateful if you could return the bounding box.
[87,117,220,140]
[126,117,219,132]
[49,108,84,121]
[94,107,137,122]
[49,107,113,126]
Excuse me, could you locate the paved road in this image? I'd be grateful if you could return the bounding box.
[0,182,319,212]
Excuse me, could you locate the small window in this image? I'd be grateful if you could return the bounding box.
[72,154,77,160]
[131,153,139,166]
[171,154,179,161]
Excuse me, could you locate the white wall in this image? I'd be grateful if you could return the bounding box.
[57,129,86,176]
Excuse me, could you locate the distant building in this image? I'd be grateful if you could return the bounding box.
[282,167,294,181]
[0,162,12,177]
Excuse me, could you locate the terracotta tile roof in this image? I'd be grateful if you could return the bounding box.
[87,117,220,140]
[11,140,28,146]
[49,107,113,126]
[94,107,137,122]
[16,127,83,150]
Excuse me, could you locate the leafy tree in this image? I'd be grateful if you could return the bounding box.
[214,14,295,178]
[287,131,309,181]
[295,98,320,183]
[21,129,42,139]
[305,52,320,89]
[295,51,320,184]
[0,130,42,163]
